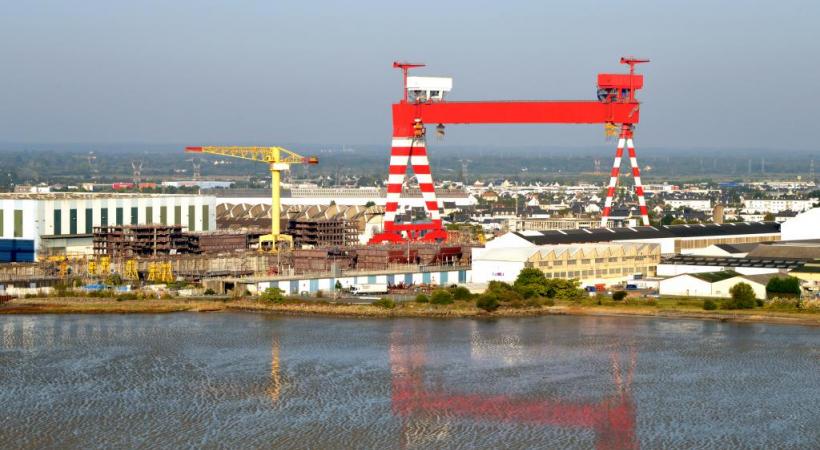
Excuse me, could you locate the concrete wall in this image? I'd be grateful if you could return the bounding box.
[471,259,525,284]
[249,268,471,295]
[660,274,766,298]
[659,275,714,297]
[713,277,766,299]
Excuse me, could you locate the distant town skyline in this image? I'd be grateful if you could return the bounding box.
[1,1,818,151]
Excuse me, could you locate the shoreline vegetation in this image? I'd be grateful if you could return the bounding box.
[3,270,816,326]
[2,296,818,327]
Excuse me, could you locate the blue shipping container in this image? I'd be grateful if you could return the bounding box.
[0,239,35,263]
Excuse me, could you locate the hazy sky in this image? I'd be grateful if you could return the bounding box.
[1,0,818,150]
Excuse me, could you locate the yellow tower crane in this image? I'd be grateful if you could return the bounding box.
[185,146,318,249]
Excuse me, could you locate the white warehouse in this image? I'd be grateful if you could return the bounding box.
[0,193,216,260]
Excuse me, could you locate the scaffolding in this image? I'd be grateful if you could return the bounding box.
[287,218,359,248]
[93,225,193,258]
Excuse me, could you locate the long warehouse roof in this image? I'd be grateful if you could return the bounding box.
[514,222,780,245]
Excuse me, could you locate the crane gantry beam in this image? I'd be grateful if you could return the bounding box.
[393,100,640,131]
[185,146,318,250]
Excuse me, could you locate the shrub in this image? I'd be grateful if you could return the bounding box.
[612,290,628,301]
[766,276,801,298]
[512,268,584,300]
[765,297,801,310]
[259,287,285,304]
[315,290,324,298]
[508,299,525,309]
[372,297,396,309]
[755,298,764,307]
[475,293,499,312]
[203,288,216,296]
[725,282,756,309]
[106,274,124,286]
[645,298,658,307]
[526,298,544,308]
[430,290,454,305]
[542,298,555,307]
[449,286,472,300]
[415,294,429,303]
[703,299,717,310]
[486,281,523,303]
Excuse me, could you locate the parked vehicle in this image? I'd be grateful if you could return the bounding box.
[349,283,389,295]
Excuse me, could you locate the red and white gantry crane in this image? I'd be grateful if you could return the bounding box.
[370,57,650,244]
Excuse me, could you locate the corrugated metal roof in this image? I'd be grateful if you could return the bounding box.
[514,222,780,245]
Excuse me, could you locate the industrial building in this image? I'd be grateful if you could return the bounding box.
[487,222,781,255]
[212,187,476,209]
[472,242,660,285]
[0,193,216,261]
[656,239,820,276]
[214,265,471,296]
[780,208,820,240]
[511,217,598,232]
[659,271,773,299]
[216,203,385,245]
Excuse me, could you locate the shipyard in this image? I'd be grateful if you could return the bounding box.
[1,1,818,449]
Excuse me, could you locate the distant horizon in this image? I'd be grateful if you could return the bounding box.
[1,1,818,149]
[0,141,817,156]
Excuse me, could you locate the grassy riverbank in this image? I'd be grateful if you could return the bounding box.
[2,296,818,326]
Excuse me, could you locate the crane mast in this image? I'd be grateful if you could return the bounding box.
[185,146,318,250]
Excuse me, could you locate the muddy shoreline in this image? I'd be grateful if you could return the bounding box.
[2,297,818,327]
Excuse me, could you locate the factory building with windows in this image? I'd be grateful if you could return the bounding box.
[0,193,216,261]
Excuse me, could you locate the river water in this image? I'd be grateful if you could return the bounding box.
[0,313,817,449]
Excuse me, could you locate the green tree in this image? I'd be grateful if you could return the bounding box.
[513,268,551,298]
[703,299,717,310]
[726,282,756,309]
[763,212,776,221]
[449,286,472,300]
[612,290,627,301]
[105,273,123,286]
[476,293,500,312]
[766,276,801,297]
[259,287,285,303]
[415,293,429,303]
[430,290,454,305]
[486,281,523,302]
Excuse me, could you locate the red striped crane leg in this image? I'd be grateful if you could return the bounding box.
[600,137,625,227]
[383,137,414,232]
[407,144,442,227]
[626,138,650,225]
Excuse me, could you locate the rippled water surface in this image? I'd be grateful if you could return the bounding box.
[0,313,818,449]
